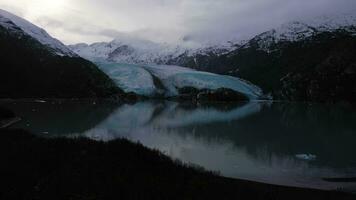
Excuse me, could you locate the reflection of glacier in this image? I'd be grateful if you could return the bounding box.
[150,102,262,128]
[84,101,262,140]
[84,102,157,140]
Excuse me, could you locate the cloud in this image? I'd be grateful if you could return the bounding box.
[0,0,355,45]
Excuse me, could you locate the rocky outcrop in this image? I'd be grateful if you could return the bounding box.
[177,87,249,102]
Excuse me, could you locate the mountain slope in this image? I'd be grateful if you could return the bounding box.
[67,12,356,102]
[0,10,122,98]
[68,35,240,65]
[225,30,356,101]
[167,15,356,102]
[0,9,75,57]
[68,38,190,64]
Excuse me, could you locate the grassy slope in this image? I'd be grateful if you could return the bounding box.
[0,128,354,200]
[0,25,123,98]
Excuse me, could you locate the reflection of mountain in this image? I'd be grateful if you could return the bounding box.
[1,100,120,135]
[4,100,356,189]
[6,100,356,170]
[84,102,159,140]
[80,101,356,169]
[84,101,260,140]
[171,103,356,169]
[82,101,356,190]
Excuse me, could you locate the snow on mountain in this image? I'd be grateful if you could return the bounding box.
[247,13,356,52]
[68,34,241,65]
[69,12,356,65]
[96,61,262,100]
[69,37,191,64]
[0,9,76,57]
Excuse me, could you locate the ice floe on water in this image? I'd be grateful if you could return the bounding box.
[295,154,317,161]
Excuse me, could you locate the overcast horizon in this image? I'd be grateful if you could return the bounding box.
[1,0,356,46]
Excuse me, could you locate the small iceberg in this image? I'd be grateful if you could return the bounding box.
[295,154,317,161]
[34,100,46,103]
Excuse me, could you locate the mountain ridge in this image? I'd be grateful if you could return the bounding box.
[69,12,356,66]
[69,12,356,101]
[0,9,122,98]
[0,9,76,57]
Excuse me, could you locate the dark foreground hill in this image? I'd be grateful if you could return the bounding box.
[0,128,354,200]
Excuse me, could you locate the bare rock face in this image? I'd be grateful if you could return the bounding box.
[108,45,135,59]
[197,88,249,102]
[177,87,249,102]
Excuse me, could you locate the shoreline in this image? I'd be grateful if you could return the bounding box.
[0,117,21,128]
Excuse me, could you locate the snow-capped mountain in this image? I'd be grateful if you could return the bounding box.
[0,9,76,57]
[68,36,239,65]
[69,12,356,65]
[246,13,356,52]
[69,37,189,64]
[159,12,356,102]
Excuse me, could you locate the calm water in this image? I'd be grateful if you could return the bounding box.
[2,100,356,191]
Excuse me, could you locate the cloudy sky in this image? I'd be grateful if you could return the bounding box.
[0,0,355,45]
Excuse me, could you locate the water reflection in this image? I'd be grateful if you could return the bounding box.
[2,100,356,191]
[1,99,120,135]
[84,101,263,140]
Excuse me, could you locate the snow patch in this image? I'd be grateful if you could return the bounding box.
[251,13,356,52]
[0,9,76,57]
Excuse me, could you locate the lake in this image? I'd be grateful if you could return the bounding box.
[2,99,356,191]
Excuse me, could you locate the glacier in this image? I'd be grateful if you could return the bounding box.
[142,65,262,99]
[95,61,262,100]
[98,62,157,96]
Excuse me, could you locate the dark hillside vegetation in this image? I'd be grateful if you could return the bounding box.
[169,30,356,102]
[0,25,123,98]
